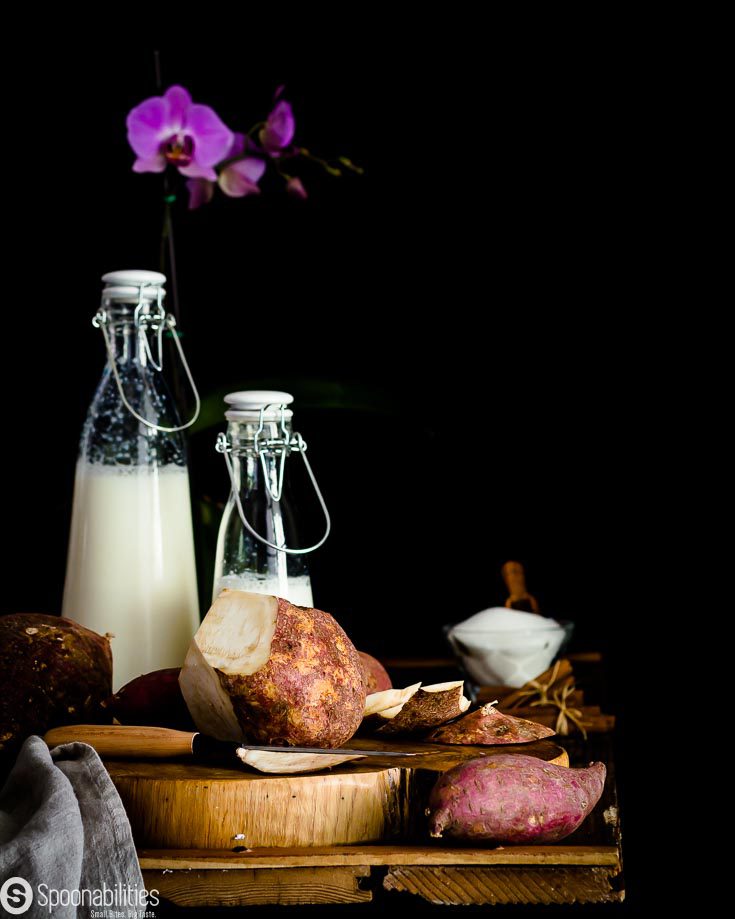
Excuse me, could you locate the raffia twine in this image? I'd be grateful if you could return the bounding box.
[507,660,589,738]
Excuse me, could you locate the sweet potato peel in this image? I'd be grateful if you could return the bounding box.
[375,681,471,736]
[427,702,555,744]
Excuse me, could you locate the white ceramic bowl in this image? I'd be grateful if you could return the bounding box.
[447,619,573,688]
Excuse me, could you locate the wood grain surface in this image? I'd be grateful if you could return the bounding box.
[383,865,623,905]
[132,740,624,907]
[145,866,373,907]
[106,737,567,849]
[138,844,620,869]
[109,760,412,848]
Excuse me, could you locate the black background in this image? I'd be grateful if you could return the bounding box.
[1,25,643,910]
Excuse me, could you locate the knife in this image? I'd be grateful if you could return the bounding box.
[43,724,420,761]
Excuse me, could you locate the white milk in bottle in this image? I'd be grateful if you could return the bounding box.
[212,391,331,607]
[62,271,200,689]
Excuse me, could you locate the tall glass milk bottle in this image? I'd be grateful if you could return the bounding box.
[63,270,200,689]
[213,391,331,606]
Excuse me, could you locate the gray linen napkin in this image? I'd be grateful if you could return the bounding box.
[0,736,147,918]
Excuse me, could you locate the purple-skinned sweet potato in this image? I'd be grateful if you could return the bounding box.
[358,651,392,693]
[428,754,606,844]
[0,613,112,757]
[109,668,195,730]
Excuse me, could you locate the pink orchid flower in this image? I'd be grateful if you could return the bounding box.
[259,100,295,155]
[127,85,234,181]
[186,134,266,209]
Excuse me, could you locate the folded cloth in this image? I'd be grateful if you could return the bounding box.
[0,736,146,919]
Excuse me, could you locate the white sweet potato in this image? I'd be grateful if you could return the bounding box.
[179,591,366,748]
[428,754,606,843]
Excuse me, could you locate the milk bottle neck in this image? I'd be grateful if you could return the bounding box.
[226,417,294,455]
[101,304,162,368]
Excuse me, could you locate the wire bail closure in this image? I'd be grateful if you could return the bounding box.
[93,282,200,433]
[215,403,331,555]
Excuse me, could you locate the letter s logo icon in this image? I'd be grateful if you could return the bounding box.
[0,877,33,914]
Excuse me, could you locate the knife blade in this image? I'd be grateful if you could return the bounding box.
[43,724,420,760]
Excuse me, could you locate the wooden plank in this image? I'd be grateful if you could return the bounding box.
[383,865,624,905]
[138,844,620,870]
[143,866,372,907]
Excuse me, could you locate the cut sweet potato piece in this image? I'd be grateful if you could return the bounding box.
[376,681,470,736]
[427,701,555,744]
[364,682,421,717]
[236,748,365,774]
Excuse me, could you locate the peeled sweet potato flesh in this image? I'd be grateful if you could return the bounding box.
[428,753,606,843]
[364,682,420,718]
[236,748,366,774]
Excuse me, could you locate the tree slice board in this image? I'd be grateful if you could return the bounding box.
[107,760,412,849]
[105,739,566,850]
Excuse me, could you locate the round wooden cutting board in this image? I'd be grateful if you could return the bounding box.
[106,738,567,849]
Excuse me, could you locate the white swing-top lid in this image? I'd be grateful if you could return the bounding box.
[101,269,167,303]
[225,390,294,422]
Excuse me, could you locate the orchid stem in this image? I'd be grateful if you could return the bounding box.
[161,191,181,324]
[297,147,343,177]
[154,49,181,324]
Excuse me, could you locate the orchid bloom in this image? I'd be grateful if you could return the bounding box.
[259,100,295,155]
[186,133,266,209]
[126,85,234,181]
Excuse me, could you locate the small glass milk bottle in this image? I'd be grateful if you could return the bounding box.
[213,391,331,606]
[62,270,200,689]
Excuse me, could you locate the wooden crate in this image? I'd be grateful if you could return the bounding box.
[138,754,623,907]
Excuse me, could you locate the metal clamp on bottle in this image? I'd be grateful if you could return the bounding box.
[93,278,200,433]
[215,400,331,555]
